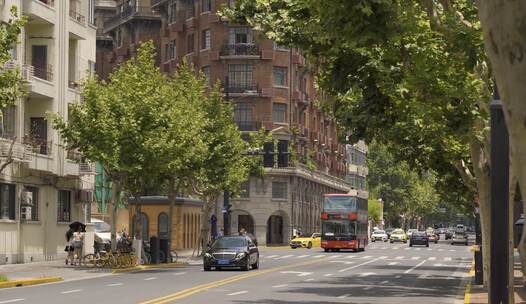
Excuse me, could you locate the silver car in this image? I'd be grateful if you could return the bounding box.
[451,233,468,245]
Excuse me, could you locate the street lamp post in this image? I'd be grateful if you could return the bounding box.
[489,83,510,304]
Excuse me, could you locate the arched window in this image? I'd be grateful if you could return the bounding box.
[131,212,149,240]
[158,212,169,240]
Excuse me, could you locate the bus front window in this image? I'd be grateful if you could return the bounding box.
[324,196,356,212]
[322,221,357,237]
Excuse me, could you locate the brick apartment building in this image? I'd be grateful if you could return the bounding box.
[98,0,356,246]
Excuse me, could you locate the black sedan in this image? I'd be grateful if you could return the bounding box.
[409,232,429,247]
[203,236,259,271]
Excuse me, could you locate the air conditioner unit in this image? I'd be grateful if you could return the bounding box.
[21,206,32,220]
[21,190,33,206]
[77,190,94,203]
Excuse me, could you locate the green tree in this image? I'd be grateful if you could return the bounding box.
[225,0,494,284]
[0,6,27,173]
[367,197,382,227]
[54,42,172,250]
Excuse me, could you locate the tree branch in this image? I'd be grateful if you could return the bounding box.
[0,136,17,174]
[452,159,478,192]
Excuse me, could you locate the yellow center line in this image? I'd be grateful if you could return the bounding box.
[140,257,331,304]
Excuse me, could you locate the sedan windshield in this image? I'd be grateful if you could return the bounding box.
[212,237,247,249]
[373,230,385,234]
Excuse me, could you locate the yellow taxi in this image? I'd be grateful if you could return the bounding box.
[389,229,408,243]
[290,233,321,249]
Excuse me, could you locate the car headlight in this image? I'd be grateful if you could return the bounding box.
[205,253,212,258]
[236,252,246,259]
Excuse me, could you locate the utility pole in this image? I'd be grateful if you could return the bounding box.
[489,83,510,304]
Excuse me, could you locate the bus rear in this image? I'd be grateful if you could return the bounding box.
[321,194,368,252]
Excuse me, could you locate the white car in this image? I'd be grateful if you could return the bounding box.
[91,218,113,244]
[451,233,468,245]
[371,230,388,242]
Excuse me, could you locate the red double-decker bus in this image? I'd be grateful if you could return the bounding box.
[321,193,368,252]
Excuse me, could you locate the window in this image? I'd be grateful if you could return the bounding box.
[131,213,149,240]
[168,0,177,24]
[158,212,169,240]
[201,66,210,86]
[272,103,287,123]
[25,186,39,221]
[1,106,15,139]
[239,181,250,198]
[228,64,253,91]
[272,182,287,199]
[116,27,123,48]
[273,67,288,86]
[201,29,211,50]
[234,103,253,131]
[228,27,253,45]
[57,190,71,222]
[187,34,195,54]
[0,184,15,220]
[186,0,195,19]
[166,40,176,61]
[201,0,211,12]
[273,41,288,51]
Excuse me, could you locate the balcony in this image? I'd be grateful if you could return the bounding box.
[23,0,56,24]
[4,61,34,83]
[24,137,52,156]
[66,150,96,175]
[104,6,160,32]
[0,138,33,162]
[220,44,260,58]
[69,9,85,24]
[33,64,53,82]
[226,83,260,95]
[236,120,262,132]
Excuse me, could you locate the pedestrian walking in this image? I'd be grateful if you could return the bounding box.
[72,228,84,266]
[64,228,74,265]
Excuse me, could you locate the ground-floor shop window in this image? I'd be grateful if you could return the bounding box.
[57,190,71,222]
[0,183,15,220]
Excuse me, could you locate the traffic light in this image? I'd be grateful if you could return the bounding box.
[277,140,289,167]
[263,142,274,167]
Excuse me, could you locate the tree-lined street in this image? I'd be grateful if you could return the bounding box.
[0,241,471,304]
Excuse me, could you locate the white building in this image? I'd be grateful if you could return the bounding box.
[0,0,96,264]
[347,141,368,192]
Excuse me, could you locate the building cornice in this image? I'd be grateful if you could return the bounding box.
[266,163,352,192]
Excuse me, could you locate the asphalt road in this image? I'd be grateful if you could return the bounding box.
[0,239,472,304]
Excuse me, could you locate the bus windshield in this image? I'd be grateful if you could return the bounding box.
[322,220,356,237]
[324,196,356,212]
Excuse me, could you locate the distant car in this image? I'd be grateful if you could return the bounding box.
[451,233,468,246]
[204,236,259,271]
[290,233,321,249]
[410,232,429,247]
[427,232,438,243]
[390,229,408,243]
[385,228,395,238]
[407,229,418,238]
[91,218,114,252]
[371,230,388,242]
[445,228,453,240]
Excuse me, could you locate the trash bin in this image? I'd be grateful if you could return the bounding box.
[160,239,169,263]
[150,236,160,264]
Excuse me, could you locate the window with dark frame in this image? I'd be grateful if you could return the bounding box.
[201,29,211,50]
[201,66,211,86]
[272,182,287,199]
[273,66,288,86]
[234,103,253,131]
[168,0,177,24]
[201,0,211,12]
[1,106,15,139]
[239,181,250,198]
[272,103,287,123]
[25,186,39,221]
[166,39,176,61]
[186,0,195,19]
[57,190,71,222]
[0,183,15,220]
[228,27,253,45]
[228,64,253,90]
[187,34,195,54]
[158,212,169,239]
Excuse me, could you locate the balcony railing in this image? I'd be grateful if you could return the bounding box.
[226,83,259,94]
[33,64,53,81]
[37,0,54,7]
[0,138,33,162]
[220,44,260,57]
[24,137,52,155]
[104,6,159,31]
[236,120,262,132]
[66,150,96,174]
[4,61,34,82]
[69,9,86,24]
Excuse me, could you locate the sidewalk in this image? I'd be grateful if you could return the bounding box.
[467,251,526,303]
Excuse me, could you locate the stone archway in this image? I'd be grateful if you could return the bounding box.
[230,209,256,235]
[266,210,291,245]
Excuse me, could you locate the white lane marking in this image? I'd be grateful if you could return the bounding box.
[144,277,157,281]
[272,284,288,288]
[0,299,25,304]
[277,254,294,259]
[107,283,124,287]
[427,248,433,251]
[324,274,334,277]
[434,263,444,267]
[381,247,387,250]
[388,262,399,266]
[438,249,445,252]
[411,256,420,260]
[313,255,324,258]
[418,273,429,279]
[395,275,402,279]
[297,255,310,258]
[361,255,373,259]
[358,272,376,277]
[266,255,278,258]
[415,248,421,251]
[328,255,341,259]
[227,291,248,296]
[61,289,82,294]
[381,280,389,284]
[444,257,452,261]
[404,248,411,250]
[173,272,187,276]
[345,255,356,259]
[338,294,351,299]
[330,260,354,265]
[404,260,426,274]
[428,257,437,261]
[393,247,400,250]
[339,258,381,273]
[395,256,404,260]
[379,256,388,259]
[280,271,313,277]
[304,278,315,282]
[363,286,373,290]
[449,250,456,252]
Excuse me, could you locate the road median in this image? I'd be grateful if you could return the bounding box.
[0,277,63,288]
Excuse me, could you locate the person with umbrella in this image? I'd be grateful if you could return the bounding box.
[69,222,86,266]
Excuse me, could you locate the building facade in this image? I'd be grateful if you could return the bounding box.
[0,0,96,263]
[97,0,351,246]
[346,141,368,192]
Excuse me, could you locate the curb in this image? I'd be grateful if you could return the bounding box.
[0,277,63,289]
[112,262,189,273]
[464,260,476,304]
